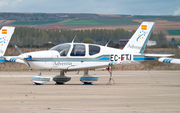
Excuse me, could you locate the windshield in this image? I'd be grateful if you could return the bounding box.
[49,44,70,56]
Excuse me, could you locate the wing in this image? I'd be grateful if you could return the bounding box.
[158,58,180,64]
[67,62,109,70]
[67,60,140,71]
[114,60,140,66]
[144,54,174,57]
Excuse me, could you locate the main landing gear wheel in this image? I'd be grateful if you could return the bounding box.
[31,70,53,85]
[80,70,98,85]
[34,83,43,85]
[53,71,71,85]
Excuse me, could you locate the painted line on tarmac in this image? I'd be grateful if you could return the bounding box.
[0,107,178,113]
[0,107,120,112]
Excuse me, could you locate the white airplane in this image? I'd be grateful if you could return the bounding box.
[1,22,173,85]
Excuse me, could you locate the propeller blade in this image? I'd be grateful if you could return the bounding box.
[24,58,32,70]
[14,45,23,55]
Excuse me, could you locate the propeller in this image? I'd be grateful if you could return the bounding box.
[14,45,22,55]
[15,45,32,70]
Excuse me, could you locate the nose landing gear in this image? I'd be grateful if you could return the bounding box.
[31,70,53,85]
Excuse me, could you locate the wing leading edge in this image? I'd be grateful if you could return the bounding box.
[144,54,174,57]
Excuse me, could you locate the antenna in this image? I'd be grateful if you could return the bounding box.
[71,35,76,43]
[105,39,111,47]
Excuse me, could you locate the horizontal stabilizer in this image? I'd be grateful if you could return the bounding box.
[159,57,180,64]
[4,56,24,63]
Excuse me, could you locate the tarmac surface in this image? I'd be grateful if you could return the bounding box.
[0,70,180,113]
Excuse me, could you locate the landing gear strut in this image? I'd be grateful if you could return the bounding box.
[38,70,42,76]
[106,67,115,85]
[53,71,71,85]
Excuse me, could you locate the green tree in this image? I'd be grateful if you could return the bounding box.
[82,38,94,44]
[160,42,169,48]
[9,26,168,48]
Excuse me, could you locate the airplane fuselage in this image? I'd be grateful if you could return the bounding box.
[17,43,156,71]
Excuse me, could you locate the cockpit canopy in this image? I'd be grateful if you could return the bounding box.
[50,44,70,56]
[50,43,101,57]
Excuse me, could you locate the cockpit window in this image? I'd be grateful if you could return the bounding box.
[70,44,85,56]
[89,45,100,55]
[49,44,70,56]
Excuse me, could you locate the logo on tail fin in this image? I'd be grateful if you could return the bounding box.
[0,37,7,46]
[136,30,147,42]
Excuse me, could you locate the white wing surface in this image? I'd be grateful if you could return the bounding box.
[158,58,180,64]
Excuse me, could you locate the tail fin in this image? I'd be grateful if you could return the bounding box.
[123,22,155,54]
[0,26,15,57]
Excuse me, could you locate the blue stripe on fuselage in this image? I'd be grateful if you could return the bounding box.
[133,57,157,61]
[26,55,110,61]
[26,56,156,62]
[26,57,110,61]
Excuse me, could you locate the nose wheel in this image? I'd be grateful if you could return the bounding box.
[31,70,53,85]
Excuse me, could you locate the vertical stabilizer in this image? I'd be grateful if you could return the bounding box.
[123,22,155,54]
[0,26,15,57]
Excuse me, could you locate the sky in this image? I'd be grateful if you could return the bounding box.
[0,0,180,15]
